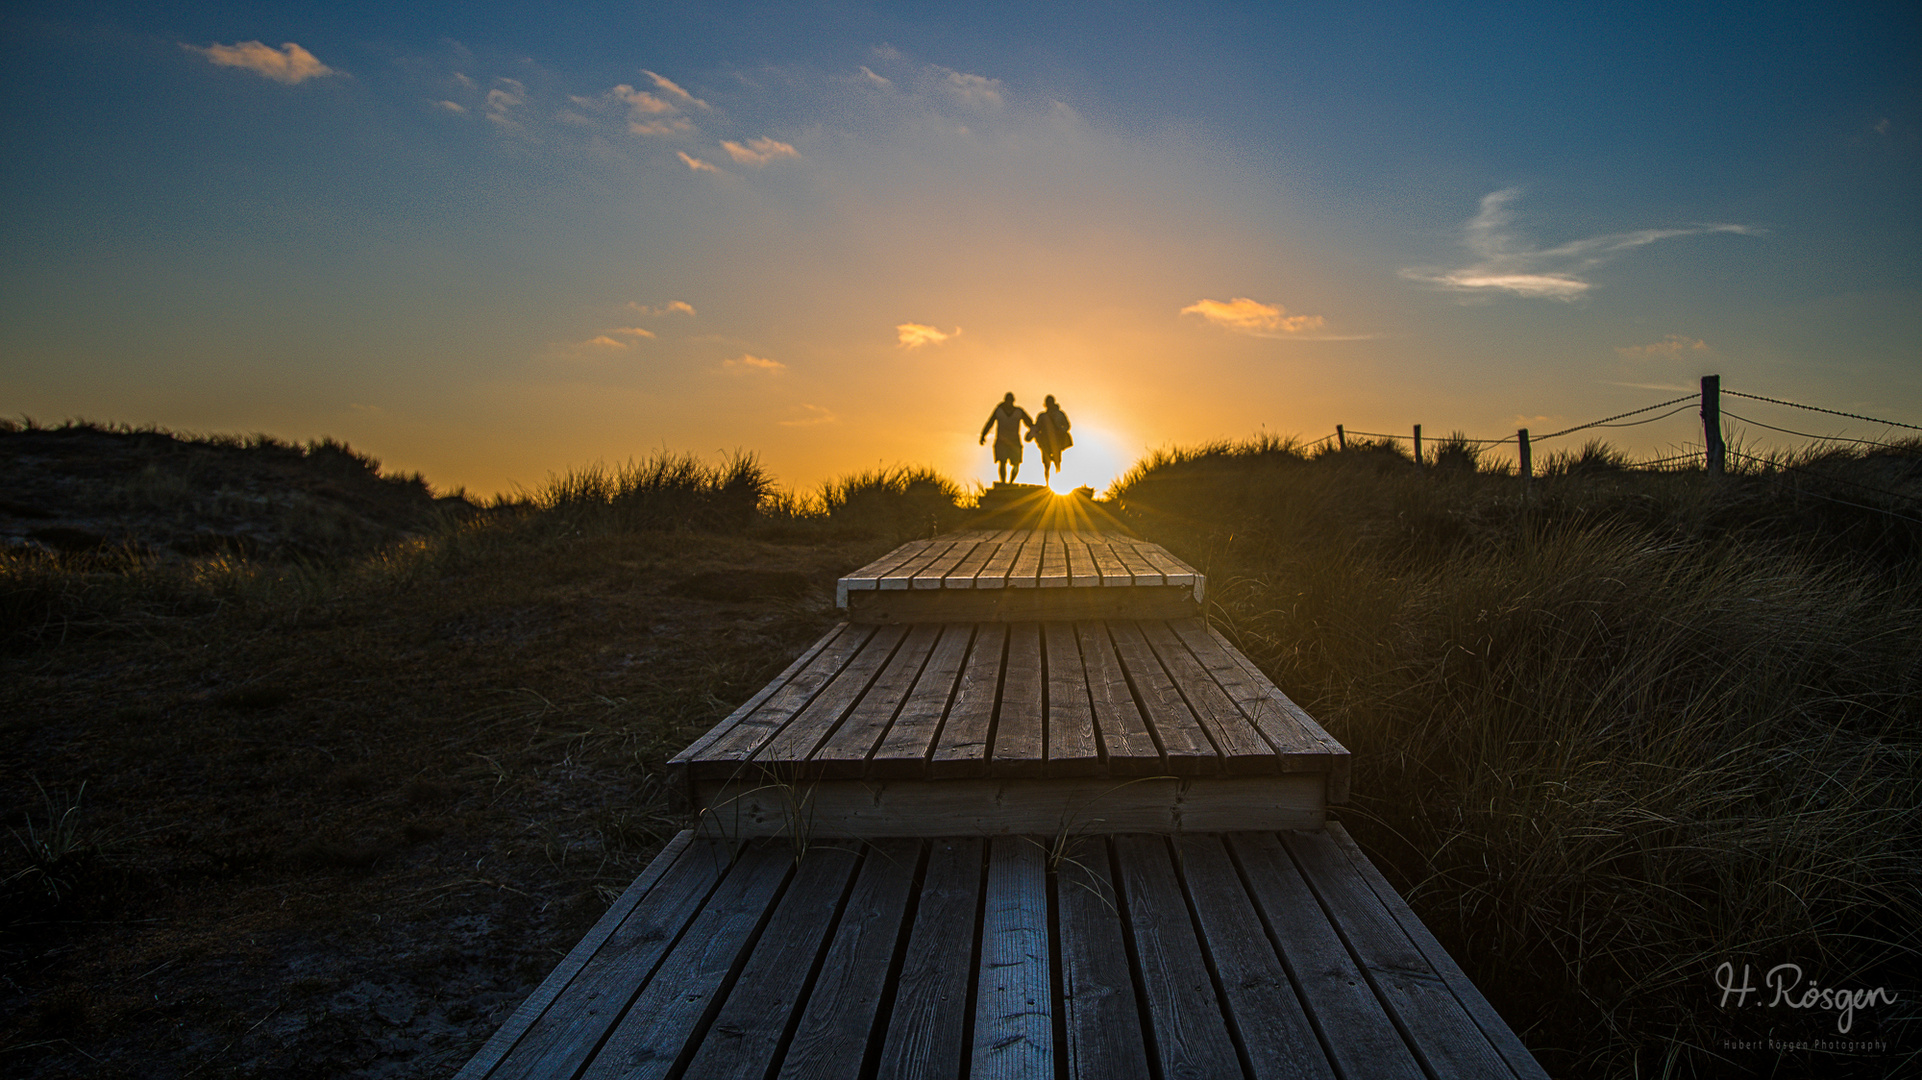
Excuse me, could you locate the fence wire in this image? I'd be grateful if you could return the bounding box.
[1723,390,1922,433]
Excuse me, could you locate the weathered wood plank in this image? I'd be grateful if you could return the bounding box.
[847,585,1199,624]
[1107,541,1164,586]
[991,622,1047,778]
[875,838,984,1080]
[1076,622,1164,775]
[455,831,698,1080]
[868,623,975,779]
[1139,620,1278,775]
[1110,835,1241,1080]
[1176,834,1336,1080]
[1056,839,1151,1080]
[1038,533,1071,587]
[580,844,795,1080]
[1007,532,1044,588]
[1285,829,1528,1080]
[1136,544,1198,592]
[1105,620,1218,772]
[696,624,877,766]
[885,539,963,590]
[809,623,941,778]
[1167,620,1342,764]
[931,623,1007,778]
[1209,633,1352,804]
[674,624,863,767]
[1227,833,1425,1080]
[945,536,1000,588]
[913,538,978,589]
[975,532,1024,588]
[776,840,923,1080]
[972,837,1053,1079]
[1044,623,1101,776]
[839,540,937,603]
[1084,537,1133,586]
[750,623,909,766]
[485,839,734,1080]
[680,846,865,1080]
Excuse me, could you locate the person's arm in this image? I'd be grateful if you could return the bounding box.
[981,411,995,443]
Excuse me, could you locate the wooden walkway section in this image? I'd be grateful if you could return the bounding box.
[461,528,1546,1078]
[455,827,1546,1080]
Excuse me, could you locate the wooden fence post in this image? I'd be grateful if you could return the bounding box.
[1335,424,1345,450]
[1701,375,1724,476]
[1413,424,1423,465]
[1518,429,1531,490]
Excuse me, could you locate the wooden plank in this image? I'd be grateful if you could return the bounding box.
[930,623,1007,778]
[751,623,909,765]
[673,624,859,767]
[1139,620,1278,775]
[1167,621,1343,763]
[885,539,962,590]
[809,623,942,778]
[1208,632,1352,804]
[1321,825,1548,1079]
[991,622,1047,778]
[1176,835,1336,1080]
[455,831,698,1080]
[580,844,796,1080]
[1135,543,1199,592]
[1044,623,1101,776]
[868,623,976,779]
[972,837,1053,1079]
[1282,829,1517,1079]
[945,536,1000,588]
[1039,533,1071,587]
[1007,532,1044,588]
[1084,537,1134,586]
[1109,835,1241,1080]
[839,540,937,604]
[777,840,923,1080]
[680,845,865,1080]
[1076,622,1164,775]
[876,838,984,1080]
[695,624,877,766]
[1056,840,1151,1080]
[847,585,1198,624]
[692,775,1324,839]
[1105,620,1218,772]
[913,538,978,589]
[1107,541,1164,586]
[975,533,1024,589]
[484,839,735,1080]
[1227,833,1425,1080]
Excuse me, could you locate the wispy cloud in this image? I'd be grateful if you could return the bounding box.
[859,66,893,89]
[939,69,1005,108]
[1403,189,1759,299]
[724,353,785,374]
[486,80,525,128]
[1180,297,1327,336]
[721,137,800,166]
[185,41,336,84]
[436,100,465,114]
[1617,334,1711,359]
[677,152,722,174]
[896,322,960,348]
[608,326,656,339]
[779,404,838,426]
[579,335,627,350]
[644,71,710,111]
[626,300,696,317]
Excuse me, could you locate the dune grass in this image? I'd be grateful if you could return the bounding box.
[1112,434,1922,1077]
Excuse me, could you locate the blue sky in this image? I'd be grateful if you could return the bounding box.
[3,1,1916,494]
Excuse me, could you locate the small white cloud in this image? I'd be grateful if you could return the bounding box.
[185,40,336,84]
[940,69,1005,107]
[779,404,838,426]
[486,81,525,128]
[453,72,477,90]
[631,117,695,136]
[860,65,893,89]
[677,151,722,174]
[724,353,785,374]
[643,70,710,111]
[1617,334,1711,358]
[896,323,960,348]
[1403,189,1758,300]
[1180,297,1327,336]
[721,136,800,166]
[612,85,675,115]
[436,100,465,113]
[580,335,628,349]
[626,300,696,317]
[609,326,656,338]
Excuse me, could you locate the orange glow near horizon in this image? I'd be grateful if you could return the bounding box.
[963,422,1134,496]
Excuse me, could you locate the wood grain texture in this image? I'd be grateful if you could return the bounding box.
[580,844,795,1080]
[455,831,697,1080]
[1210,635,1353,804]
[751,623,908,765]
[1056,839,1151,1080]
[776,840,922,1080]
[697,624,877,764]
[847,585,1198,624]
[869,623,975,779]
[1044,623,1101,776]
[1105,620,1218,771]
[945,537,1000,588]
[914,538,978,588]
[674,624,863,767]
[1176,834,1335,1080]
[991,622,1047,778]
[809,623,940,778]
[1076,622,1164,775]
[680,845,864,1080]
[931,622,1007,778]
[971,837,1053,1079]
[1007,533,1043,588]
[1139,620,1277,774]
[875,838,984,1080]
[1110,834,1242,1080]
[1038,534,1070,588]
[1227,833,1425,1080]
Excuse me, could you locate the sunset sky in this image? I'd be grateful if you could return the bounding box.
[3,2,1917,496]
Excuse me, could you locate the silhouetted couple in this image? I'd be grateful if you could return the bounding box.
[979,392,1073,485]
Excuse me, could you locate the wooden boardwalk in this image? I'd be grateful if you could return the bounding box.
[460,529,1547,1078]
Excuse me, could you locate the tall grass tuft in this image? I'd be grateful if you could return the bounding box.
[1113,435,1922,1077]
[810,466,967,541]
[533,452,772,535]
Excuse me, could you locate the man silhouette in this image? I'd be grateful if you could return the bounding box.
[1028,394,1073,486]
[979,392,1033,483]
